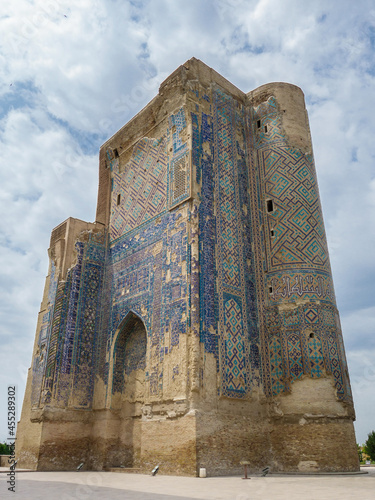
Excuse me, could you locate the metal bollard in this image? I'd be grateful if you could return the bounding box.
[240,460,251,480]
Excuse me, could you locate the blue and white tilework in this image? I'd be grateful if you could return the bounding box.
[30,84,352,411]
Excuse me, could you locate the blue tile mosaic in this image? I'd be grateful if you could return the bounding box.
[29,77,353,412]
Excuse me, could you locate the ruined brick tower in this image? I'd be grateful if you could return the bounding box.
[16,58,359,475]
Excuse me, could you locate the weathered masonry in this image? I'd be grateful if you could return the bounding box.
[16,58,359,475]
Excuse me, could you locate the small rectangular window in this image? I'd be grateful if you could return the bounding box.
[257,120,261,128]
[114,148,119,158]
[269,286,273,294]
[270,229,274,237]
[266,199,274,212]
[264,125,268,133]
[117,194,121,206]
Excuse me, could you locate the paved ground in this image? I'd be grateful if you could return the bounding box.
[0,467,374,499]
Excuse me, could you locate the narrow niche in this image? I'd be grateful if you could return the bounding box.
[117,193,121,206]
[266,199,274,213]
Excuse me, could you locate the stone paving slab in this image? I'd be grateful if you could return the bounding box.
[0,468,374,500]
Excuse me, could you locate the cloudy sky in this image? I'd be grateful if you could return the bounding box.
[0,0,374,446]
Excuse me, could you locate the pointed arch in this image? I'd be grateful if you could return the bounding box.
[111,310,147,358]
[107,311,147,408]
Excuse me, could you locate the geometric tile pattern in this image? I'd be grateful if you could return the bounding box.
[212,88,254,398]
[34,232,105,408]
[41,276,74,405]
[327,332,345,398]
[169,108,190,208]
[322,308,336,326]
[71,256,104,407]
[61,232,105,408]
[308,336,324,378]
[305,307,319,324]
[196,111,217,359]
[56,243,86,404]
[269,330,328,390]
[169,108,187,154]
[259,145,328,271]
[267,303,351,401]
[253,96,284,149]
[252,95,351,403]
[215,91,241,289]
[283,308,299,327]
[287,332,304,381]
[31,262,59,407]
[222,298,246,397]
[170,152,190,207]
[190,87,261,398]
[269,336,284,396]
[110,138,168,240]
[106,206,188,399]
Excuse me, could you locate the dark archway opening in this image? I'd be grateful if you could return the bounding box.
[111,312,147,467]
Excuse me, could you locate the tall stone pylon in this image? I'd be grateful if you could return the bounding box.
[16,58,359,475]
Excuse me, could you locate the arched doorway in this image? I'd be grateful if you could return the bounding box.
[110,312,147,467]
[112,312,147,402]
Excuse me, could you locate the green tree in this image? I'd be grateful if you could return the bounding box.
[357,443,363,462]
[364,431,375,462]
[0,442,11,455]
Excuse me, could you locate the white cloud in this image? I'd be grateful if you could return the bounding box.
[0,106,98,359]
[348,348,375,443]
[0,1,157,135]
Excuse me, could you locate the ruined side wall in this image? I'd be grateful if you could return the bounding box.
[16,220,69,469]
[248,83,358,472]
[38,219,105,410]
[16,218,105,469]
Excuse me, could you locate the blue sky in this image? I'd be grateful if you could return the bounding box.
[0,0,374,446]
